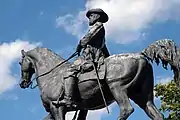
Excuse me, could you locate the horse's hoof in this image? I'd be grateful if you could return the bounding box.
[118,107,134,120]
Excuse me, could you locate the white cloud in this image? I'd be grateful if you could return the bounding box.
[0,40,40,94]
[56,0,180,44]
[66,102,116,120]
[155,76,172,84]
[56,11,88,39]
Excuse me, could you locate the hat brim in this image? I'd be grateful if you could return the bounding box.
[86,9,108,23]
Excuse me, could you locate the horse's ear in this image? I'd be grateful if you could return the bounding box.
[21,49,26,57]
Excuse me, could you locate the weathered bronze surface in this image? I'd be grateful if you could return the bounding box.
[19,39,180,120]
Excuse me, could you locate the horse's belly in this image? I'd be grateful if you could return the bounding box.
[78,80,114,109]
[78,80,99,99]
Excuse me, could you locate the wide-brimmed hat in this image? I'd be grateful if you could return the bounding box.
[86,8,108,23]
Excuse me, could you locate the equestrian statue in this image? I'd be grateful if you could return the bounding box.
[19,8,180,120]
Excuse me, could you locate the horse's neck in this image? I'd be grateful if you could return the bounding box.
[31,49,67,90]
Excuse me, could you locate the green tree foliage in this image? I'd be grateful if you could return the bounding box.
[154,80,180,120]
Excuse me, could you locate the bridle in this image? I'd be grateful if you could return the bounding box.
[20,51,79,89]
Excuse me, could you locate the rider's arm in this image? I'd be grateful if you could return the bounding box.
[79,22,103,47]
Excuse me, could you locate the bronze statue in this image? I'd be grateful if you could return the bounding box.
[19,39,180,120]
[54,8,110,108]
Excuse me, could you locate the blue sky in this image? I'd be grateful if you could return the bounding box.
[0,0,180,120]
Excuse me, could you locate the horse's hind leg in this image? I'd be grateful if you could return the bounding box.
[145,100,164,120]
[131,71,164,120]
[144,90,164,120]
[132,92,164,120]
[109,82,134,120]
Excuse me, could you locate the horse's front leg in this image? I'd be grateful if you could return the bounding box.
[77,110,88,120]
[50,102,66,120]
[43,113,54,120]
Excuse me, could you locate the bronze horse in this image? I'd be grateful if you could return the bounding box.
[19,39,180,120]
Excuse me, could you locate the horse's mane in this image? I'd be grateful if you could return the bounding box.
[26,47,69,66]
[25,47,70,90]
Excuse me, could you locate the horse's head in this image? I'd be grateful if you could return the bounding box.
[19,50,35,89]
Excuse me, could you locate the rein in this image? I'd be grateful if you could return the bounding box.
[27,51,78,89]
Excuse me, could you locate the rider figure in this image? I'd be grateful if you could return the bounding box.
[57,8,110,107]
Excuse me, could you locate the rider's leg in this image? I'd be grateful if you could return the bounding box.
[59,65,79,108]
[60,75,77,107]
[52,64,78,108]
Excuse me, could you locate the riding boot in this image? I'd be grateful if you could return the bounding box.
[58,76,77,108]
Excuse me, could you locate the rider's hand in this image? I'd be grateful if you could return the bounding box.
[76,44,82,56]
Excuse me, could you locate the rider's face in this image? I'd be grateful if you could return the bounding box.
[89,13,100,26]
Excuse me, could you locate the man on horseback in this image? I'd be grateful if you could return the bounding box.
[56,8,110,108]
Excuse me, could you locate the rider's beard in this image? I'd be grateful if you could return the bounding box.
[89,19,98,26]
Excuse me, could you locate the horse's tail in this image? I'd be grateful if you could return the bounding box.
[141,39,180,88]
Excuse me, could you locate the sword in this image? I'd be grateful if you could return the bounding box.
[92,61,110,114]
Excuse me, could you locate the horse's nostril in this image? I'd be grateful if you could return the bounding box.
[23,81,28,87]
[19,80,28,89]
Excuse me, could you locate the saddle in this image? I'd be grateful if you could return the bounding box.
[73,57,106,83]
[77,64,106,83]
